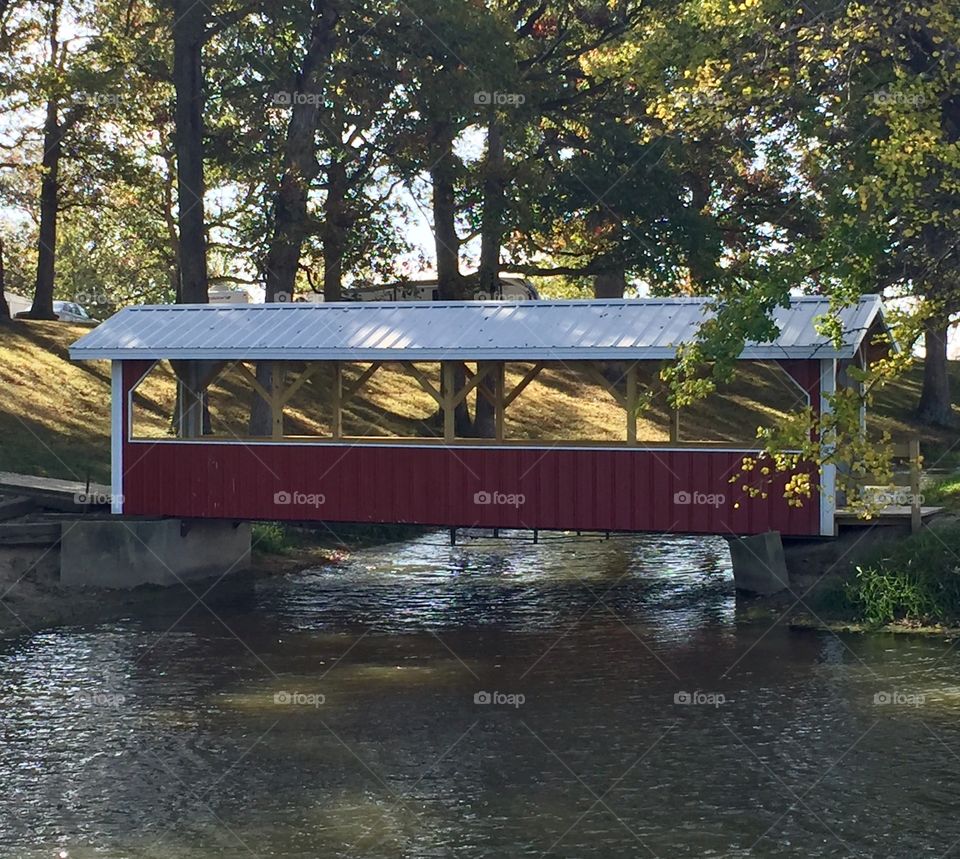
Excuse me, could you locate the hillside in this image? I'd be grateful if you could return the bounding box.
[2,319,959,484]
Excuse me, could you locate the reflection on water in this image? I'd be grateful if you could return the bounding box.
[0,531,959,857]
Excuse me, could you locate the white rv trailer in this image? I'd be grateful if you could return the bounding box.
[342,275,539,303]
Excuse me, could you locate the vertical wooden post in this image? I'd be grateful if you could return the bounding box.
[442,361,455,441]
[910,438,922,534]
[661,359,679,444]
[494,362,506,442]
[819,358,838,537]
[110,361,124,514]
[331,361,342,440]
[270,361,284,439]
[626,362,637,446]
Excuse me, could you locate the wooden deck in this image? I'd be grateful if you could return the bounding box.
[0,472,112,518]
[0,471,110,503]
[834,506,944,528]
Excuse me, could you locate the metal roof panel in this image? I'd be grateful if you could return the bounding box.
[69,296,886,362]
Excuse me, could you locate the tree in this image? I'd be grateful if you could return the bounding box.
[389,0,518,434]
[635,0,960,423]
[248,0,339,436]
[26,0,89,318]
[261,0,339,304]
[171,0,210,303]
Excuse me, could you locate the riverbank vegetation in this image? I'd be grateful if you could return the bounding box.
[811,523,960,629]
[925,477,960,512]
[251,521,427,558]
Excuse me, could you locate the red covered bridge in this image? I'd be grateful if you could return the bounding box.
[69,296,889,539]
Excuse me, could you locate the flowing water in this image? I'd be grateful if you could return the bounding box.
[1,531,959,858]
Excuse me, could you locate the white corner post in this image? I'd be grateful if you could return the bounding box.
[819,358,837,536]
[110,360,124,515]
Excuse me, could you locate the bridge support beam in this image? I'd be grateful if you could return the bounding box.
[727,531,789,596]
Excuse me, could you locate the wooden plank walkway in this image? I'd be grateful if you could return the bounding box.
[0,472,110,506]
[835,506,944,528]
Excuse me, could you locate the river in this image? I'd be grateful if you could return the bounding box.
[1,531,958,857]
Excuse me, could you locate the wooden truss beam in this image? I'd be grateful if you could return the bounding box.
[280,363,322,406]
[401,362,443,406]
[452,362,495,408]
[235,361,271,404]
[343,362,383,405]
[503,362,544,408]
[577,361,626,409]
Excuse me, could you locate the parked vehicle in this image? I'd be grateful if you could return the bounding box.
[3,292,31,317]
[12,297,94,321]
[52,300,93,322]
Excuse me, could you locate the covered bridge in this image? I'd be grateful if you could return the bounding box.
[70,296,889,539]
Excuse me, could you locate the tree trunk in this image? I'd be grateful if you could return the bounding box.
[917,320,953,427]
[28,1,63,320]
[474,116,505,438]
[594,267,626,299]
[594,266,628,386]
[686,170,712,292]
[431,122,464,302]
[30,95,61,319]
[430,120,471,435]
[172,0,209,304]
[0,235,9,321]
[250,0,339,436]
[477,117,504,298]
[162,152,181,300]
[322,158,348,302]
[170,0,210,435]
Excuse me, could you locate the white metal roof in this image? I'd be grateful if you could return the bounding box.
[69,296,886,362]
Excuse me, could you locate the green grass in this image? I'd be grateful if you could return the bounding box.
[924,475,960,512]
[842,526,960,627]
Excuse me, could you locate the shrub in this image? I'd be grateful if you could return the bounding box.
[845,526,960,626]
[252,522,294,555]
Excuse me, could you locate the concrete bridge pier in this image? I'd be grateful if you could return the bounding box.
[728,518,934,597]
[60,518,251,589]
[726,532,791,595]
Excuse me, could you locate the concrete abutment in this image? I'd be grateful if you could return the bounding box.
[59,518,251,589]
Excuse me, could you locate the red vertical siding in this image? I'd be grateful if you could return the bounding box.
[120,439,821,536]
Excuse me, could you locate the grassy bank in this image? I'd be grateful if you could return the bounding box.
[809,522,960,629]
[251,521,429,556]
[4,318,960,483]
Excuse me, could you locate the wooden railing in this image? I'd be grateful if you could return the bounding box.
[848,439,922,533]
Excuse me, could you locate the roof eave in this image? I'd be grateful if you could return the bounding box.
[69,346,858,362]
